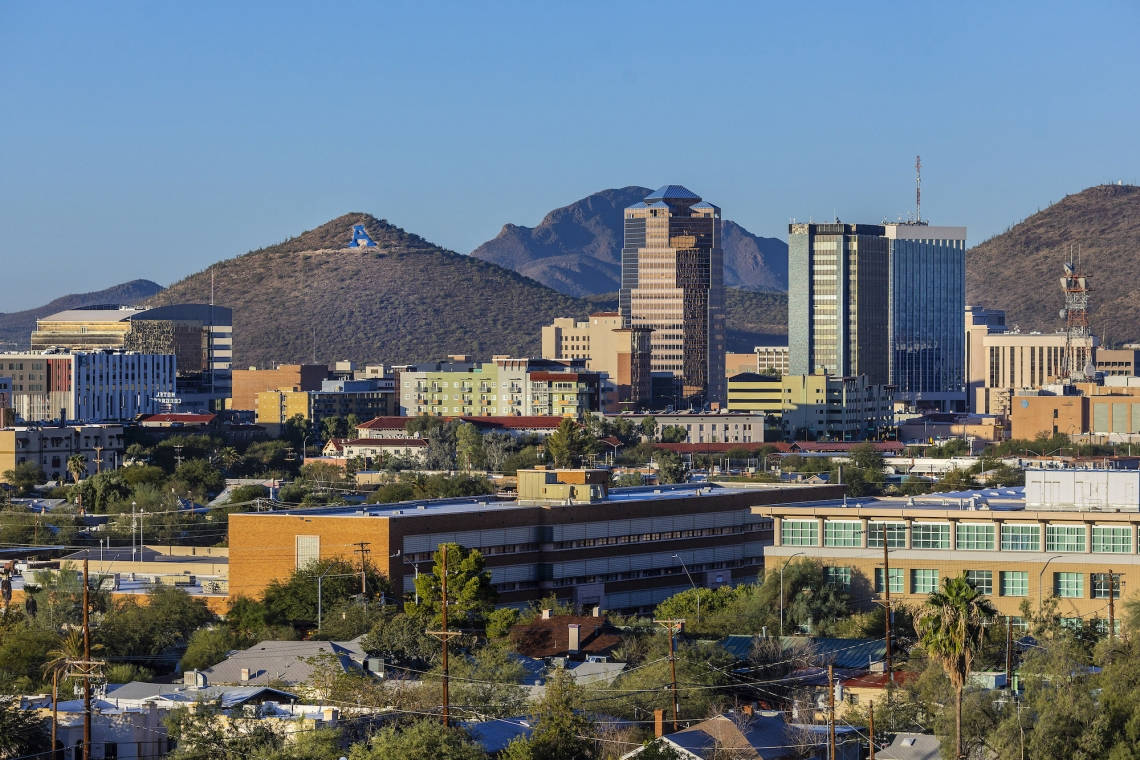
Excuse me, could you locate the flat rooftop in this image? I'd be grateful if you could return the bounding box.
[755,487,1028,513]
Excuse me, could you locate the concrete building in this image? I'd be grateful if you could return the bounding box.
[603,411,765,445]
[0,350,176,424]
[541,313,652,411]
[399,358,601,418]
[0,424,124,482]
[755,345,790,376]
[1009,380,1140,440]
[726,372,894,441]
[230,363,329,412]
[1096,347,1140,377]
[788,223,890,385]
[620,185,726,405]
[965,305,1096,415]
[884,223,967,409]
[256,378,395,429]
[725,353,759,379]
[228,470,838,611]
[31,304,232,411]
[755,469,1140,626]
[0,377,12,427]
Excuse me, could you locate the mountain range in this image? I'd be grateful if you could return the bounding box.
[967,184,1140,344]
[470,186,788,296]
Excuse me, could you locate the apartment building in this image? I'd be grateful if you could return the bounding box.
[231,364,329,411]
[755,468,1140,625]
[726,372,894,441]
[0,424,124,482]
[603,411,765,445]
[228,469,839,611]
[256,379,395,428]
[398,358,601,418]
[541,313,651,411]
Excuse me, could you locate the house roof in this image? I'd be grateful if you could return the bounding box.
[842,670,917,690]
[139,413,217,424]
[106,681,299,708]
[876,733,941,760]
[463,717,534,754]
[342,437,427,447]
[201,638,367,686]
[509,615,623,658]
[357,416,417,430]
[716,636,886,670]
[660,713,857,760]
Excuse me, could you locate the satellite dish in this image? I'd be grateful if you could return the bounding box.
[1063,262,1074,275]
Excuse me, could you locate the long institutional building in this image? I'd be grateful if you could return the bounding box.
[756,468,1140,626]
[229,469,837,612]
[620,185,726,406]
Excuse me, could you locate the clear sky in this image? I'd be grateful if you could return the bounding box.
[2,1,1138,310]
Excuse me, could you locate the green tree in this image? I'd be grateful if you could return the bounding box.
[165,703,286,760]
[653,450,686,484]
[527,668,598,760]
[639,415,658,441]
[658,426,687,443]
[173,459,225,500]
[180,627,236,671]
[66,454,89,484]
[2,462,45,496]
[444,642,529,718]
[348,719,486,760]
[262,557,388,630]
[361,612,439,668]
[848,442,884,471]
[456,422,485,471]
[483,432,514,473]
[544,418,596,468]
[914,573,997,760]
[0,697,48,759]
[409,543,497,628]
[98,586,214,659]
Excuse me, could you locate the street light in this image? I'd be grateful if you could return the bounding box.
[301,434,312,464]
[405,559,429,605]
[780,551,807,637]
[1039,555,1064,605]
[673,554,701,625]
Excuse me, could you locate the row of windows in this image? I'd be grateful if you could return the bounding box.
[783,520,1136,553]
[825,566,1122,599]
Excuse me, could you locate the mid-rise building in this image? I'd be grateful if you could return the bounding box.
[229,470,838,611]
[1095,347,1140,377]
[603,411,765,445]
[398,358,601,418]
[727,372,894,441]
[755,345,790,376]
[1010,379,1140,440]
[620,185,725,405]
[788,223,890,385]
[0,424,124,482]
[755,468,1140,626]
[884,223,967,409]
[30,304,232,411]
[231,364,329,412]
[256,379,395,429]
[541,313,651,411]
[0,351,176,423]
[0,377,12,427]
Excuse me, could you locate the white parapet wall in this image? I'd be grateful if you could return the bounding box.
[1025,468,1140,511]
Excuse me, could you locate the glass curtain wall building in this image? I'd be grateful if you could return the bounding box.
[787,223,890,385]
[620,185,726,406]
[885,224,967,410]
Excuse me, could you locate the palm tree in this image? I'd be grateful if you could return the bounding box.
[914,573,997,760]
[66,454,88,484]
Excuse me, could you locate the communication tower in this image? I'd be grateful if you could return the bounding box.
[1058,246,1092,380]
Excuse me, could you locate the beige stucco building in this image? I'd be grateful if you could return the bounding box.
[541,313,651,411]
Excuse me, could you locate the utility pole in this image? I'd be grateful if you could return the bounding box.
[868,699,875,760]
[352,541,371,596]
[68,556,105,760]
[93,446,103,474]
[827,664,836,760]
[1108,569,1116,641]
[875,535,893,689]
[1006,617,1013,690]
[426,548,460,727]
[655,618,684,731]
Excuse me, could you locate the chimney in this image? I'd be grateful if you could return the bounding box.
[568,623,580,653]
[541,608,552,620]
[591,605,601,618]
[654,709,665,738]
[240,668,250,682]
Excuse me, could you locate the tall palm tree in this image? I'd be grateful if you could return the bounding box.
[914,573,997,760]
[66,454,89,485]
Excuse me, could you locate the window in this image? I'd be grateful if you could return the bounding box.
[868,522,906,548]
[1046,525,1086,553]
[781,520,818,547]
[824,566,852,589]
[912,523,950,550]
[874,568,903,594]
[911,569,939,594]
[1092,526,1131,553]
[1001,524,1040,551]
[1091,572,1123,599]
[965,570,993,595]
[1054,572,1083,598]
[824,521,861,547]
[295,535,319,569]
[956,524,995,550]
[1000,571,1028,597]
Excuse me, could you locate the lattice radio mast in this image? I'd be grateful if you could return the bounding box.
[1059,245,1091,380]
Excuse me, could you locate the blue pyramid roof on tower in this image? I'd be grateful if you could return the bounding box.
[643,184,702,203]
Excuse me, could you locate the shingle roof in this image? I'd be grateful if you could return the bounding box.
[509,616,622,658]
[876,733,941,760]
[201,639,366,686]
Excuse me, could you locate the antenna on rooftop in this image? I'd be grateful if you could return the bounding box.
[915,155,922,223]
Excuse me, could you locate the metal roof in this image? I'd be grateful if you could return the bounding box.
[644,184,702,203]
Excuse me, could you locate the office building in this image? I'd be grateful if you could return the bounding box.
[541,313,652,411]
[0,350,176,423]
[0,424,124,483]
[30,304,233,411]
[1095,347,1140,378]
[256,379,395,429]
[399,358,601,418]
[726,372,894,441]
[1010,379,1140,440]
[229,469,838,610]
[755,468,1139,626]
[755,345,790,376]
[231,364,329,412]
[603,411,765,445]
[884,223,967,409]
[620,185,725,405]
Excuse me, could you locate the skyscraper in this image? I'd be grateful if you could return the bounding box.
[620,185,725,405]
[884,223,967,408]
[787,223,890,384]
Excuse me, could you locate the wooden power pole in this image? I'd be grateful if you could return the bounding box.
[353,541,371,596]
[654,618,684,731]
[827,664,836,760]
[868,699,875,760]
[1109,569,1116,641]
[426,547,460,727]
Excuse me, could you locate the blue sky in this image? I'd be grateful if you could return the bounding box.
[2,1,1138,309]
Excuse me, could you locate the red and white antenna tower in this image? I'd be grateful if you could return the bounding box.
[1059,245,1091,380]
